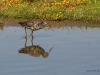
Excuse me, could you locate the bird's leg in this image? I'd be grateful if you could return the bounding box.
[31,35,34,46]
[31,30,34,38]
[31,30,34,46]
[24,37,27,47]
[24,27,28,39]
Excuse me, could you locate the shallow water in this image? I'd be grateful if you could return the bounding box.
[0,24,100,75]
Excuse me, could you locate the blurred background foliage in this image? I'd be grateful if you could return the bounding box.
[0,0,100,23]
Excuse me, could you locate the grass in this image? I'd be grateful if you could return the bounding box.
[0,0,100,23]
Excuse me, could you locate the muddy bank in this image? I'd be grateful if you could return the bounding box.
[1,19,100,27]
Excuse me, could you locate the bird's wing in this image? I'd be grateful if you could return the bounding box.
[27,21,34,27]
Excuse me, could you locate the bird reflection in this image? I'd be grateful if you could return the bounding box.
[18,38,53,58]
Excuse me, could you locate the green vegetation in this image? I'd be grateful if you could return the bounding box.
[0,0,100,23]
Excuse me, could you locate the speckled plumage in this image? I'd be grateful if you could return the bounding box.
[18,20,48,31]
[18,20,48,38]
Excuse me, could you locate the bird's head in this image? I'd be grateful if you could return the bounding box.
[43,21,48,26]
[18,21,27,27]
[43,21,54,31]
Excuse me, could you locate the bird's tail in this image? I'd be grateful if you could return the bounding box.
[18,22,27,27]
[18,22,25,24]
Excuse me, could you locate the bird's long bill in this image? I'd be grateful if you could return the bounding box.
[48,24,54,31]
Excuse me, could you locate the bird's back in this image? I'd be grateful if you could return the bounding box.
[19,20,47,31]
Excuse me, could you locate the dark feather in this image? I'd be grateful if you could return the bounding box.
[18,20,48,31]
[18,20,49,38]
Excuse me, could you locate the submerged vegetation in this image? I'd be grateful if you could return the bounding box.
[0,0,100,23]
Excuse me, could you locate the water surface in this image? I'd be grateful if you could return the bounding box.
[0,23,100,75]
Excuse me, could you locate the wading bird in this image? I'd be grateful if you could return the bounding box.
[18,20,53,38]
